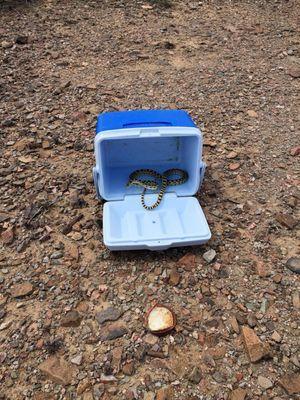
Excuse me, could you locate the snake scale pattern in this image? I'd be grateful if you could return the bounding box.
[126,168,188,210]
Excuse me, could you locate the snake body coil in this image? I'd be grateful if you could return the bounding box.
[126,168,188,210]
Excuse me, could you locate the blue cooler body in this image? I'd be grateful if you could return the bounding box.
[93,110,211,251]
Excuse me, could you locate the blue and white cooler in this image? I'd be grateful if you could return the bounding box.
[93,109,211,250]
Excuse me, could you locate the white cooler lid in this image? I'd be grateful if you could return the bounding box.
[103,193,211,251]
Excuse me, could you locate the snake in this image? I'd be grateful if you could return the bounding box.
[126,168,188,210]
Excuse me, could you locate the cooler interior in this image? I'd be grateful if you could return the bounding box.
[99,135,200,200]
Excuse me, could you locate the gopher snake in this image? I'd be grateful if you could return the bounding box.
[126,168,188,210]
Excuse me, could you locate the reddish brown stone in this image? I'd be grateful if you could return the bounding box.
[39,356,75,385]
[241,326,270,362]
[122,360,135,376]
[226,151,238,159]
[198,333,206,346]
[230,388,247,400]
[229,315,240,334]
[156,386,174,400]
[229,162,240,171]
[287,66,300,78]
[255,261,271,277]
[275,213,298,229]
[11,282,34,298]
[272,273,282,283]
[235,372,244,382]
[168,268,181,286]
[178,253,195,270]
[36,339,44,349]
[1,227,14,244]
[247,109,258,117]
[76,378,91,395]
[72,111,86,121]
[279,373,300,395]
[60,310,82,327]
[290,146,300,156]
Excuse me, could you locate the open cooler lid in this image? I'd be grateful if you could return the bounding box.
[103,193,211,251]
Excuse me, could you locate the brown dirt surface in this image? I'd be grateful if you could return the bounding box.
[0,0,299,399]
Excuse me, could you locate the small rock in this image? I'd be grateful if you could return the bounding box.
[168,268,181,286]
[0,320,12,331]
[286,195,298,207]
[291,355,300,368]
[229,316,240,334]
[279,373,300,394]
[255,261,271,277]
[212,371,225,383]
[100,323,128,341]
[11,282,33,298]
[229,162,240,171]
[271,331,281,343]
[275,213,298,229]
[64,240,79,261]
[247,313,257,328]
[247,109,258,117]
[77,378,91,395]
[156,386,174,400]
[188,366,202,384]
[70,231,83,241]
[0,352,7,363]
[287,66,300,78]
[36,339,44,349]
[178,253,195,270]
[60,310,82,327]
[1,40,13,49]
[143,333,159,345]
[42,140,51,149]
[144,392,155,400]
[18,155,34,164]
[290,146,300,156]
[72,111,86,122]
[50,251,63,259]
[70,354,83,366]
[258,375,273,389]
[226,151,238,159]
[96,307,123,324]
[1,227,14,245]
[203,249,216,263]
[260,298,268,313]
[273,273,282,283]
[202,353,215,367]
[39,356,75,385]
[241,326,270,363]
[122,361,135,376]
[82,392,94,400]
[230,388,247,400]
[111,346,123,372]
[286,257,300,274]
[99,374,117,384]
[15,35,28,45]
[292,291,300,309]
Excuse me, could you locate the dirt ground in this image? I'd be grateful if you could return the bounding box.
[0,0,299,399]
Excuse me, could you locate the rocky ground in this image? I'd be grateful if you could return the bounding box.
[0,0,299,399]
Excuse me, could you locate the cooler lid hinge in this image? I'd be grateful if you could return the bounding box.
[93,167,101,200]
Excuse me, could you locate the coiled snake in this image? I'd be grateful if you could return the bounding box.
[126,168,188,210]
